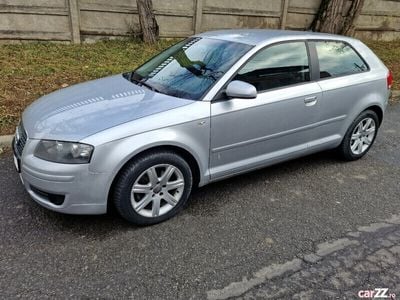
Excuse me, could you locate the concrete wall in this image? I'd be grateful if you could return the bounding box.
[0,0,399,43]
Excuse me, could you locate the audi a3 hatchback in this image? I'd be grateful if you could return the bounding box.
[13,30,392,225]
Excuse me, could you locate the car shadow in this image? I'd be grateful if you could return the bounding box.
[186,149,344,216]
[18,149,343,237]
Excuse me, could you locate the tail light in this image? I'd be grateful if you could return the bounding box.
[387,70,393,89]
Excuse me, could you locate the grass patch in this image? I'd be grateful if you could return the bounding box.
[0,39,177,135]
[0,38,399,135]
[365,40,400,90]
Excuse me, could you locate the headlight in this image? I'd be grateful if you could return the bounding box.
[34,140,94,164]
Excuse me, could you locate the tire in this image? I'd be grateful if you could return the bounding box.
[338,110,379,161]
[113,151,193,225]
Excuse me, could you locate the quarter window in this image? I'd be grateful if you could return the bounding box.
[234,42,310,92]
[315,41,368,78]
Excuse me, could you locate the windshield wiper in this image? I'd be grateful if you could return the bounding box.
[130,75,161,93]
[140,81,161,93]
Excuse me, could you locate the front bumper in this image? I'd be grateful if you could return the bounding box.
[14,139,109,215]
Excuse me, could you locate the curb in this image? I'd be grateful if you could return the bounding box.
[0,135,13,147]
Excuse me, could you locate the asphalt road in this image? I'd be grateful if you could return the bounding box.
[1,104,399,299]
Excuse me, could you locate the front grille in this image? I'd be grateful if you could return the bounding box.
[14,122,27,157]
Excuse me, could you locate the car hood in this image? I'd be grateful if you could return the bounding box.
[23,74,193,141]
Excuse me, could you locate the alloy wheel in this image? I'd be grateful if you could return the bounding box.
[350,117,376,155]
[131,164,185,218]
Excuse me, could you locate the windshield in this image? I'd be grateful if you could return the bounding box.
[130,38,252,100]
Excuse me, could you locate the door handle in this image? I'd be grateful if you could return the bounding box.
[304,96,317,106]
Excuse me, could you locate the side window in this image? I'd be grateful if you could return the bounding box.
[315,41,368,78]
[233,42,310,92]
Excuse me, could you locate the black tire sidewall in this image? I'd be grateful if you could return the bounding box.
[340,110,379,161]
[113,151,193,225]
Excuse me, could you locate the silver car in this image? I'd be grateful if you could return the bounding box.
[13,30,392,225]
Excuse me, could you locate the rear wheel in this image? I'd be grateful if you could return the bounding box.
[338,110,379,161]
[113,151,193,225]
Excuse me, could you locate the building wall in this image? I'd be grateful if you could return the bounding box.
[0,0,399,43]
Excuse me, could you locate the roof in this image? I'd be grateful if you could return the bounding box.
[195,29,355,46]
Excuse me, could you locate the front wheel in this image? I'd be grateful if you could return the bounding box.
[113,151,193,225]
[338,110,379,161]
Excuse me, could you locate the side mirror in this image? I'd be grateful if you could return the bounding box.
[225,80,257,99]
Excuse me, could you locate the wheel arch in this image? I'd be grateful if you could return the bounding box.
[365,105,383,126]
[107,144,202,211]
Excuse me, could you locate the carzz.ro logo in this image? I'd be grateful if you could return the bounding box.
[358,288,396,299]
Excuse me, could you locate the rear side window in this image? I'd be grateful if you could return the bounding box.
[234,42,310,92]
[315,41,368,78]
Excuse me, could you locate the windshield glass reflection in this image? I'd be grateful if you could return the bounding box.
[131,38,252,100]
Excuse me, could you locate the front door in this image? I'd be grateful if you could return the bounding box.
[209,41,322,180]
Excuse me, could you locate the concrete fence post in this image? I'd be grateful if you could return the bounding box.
[68,0,81,44]
[194,0,203,34]
[280,0,289,29]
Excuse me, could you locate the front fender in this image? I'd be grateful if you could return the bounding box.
[88,119,211,192]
